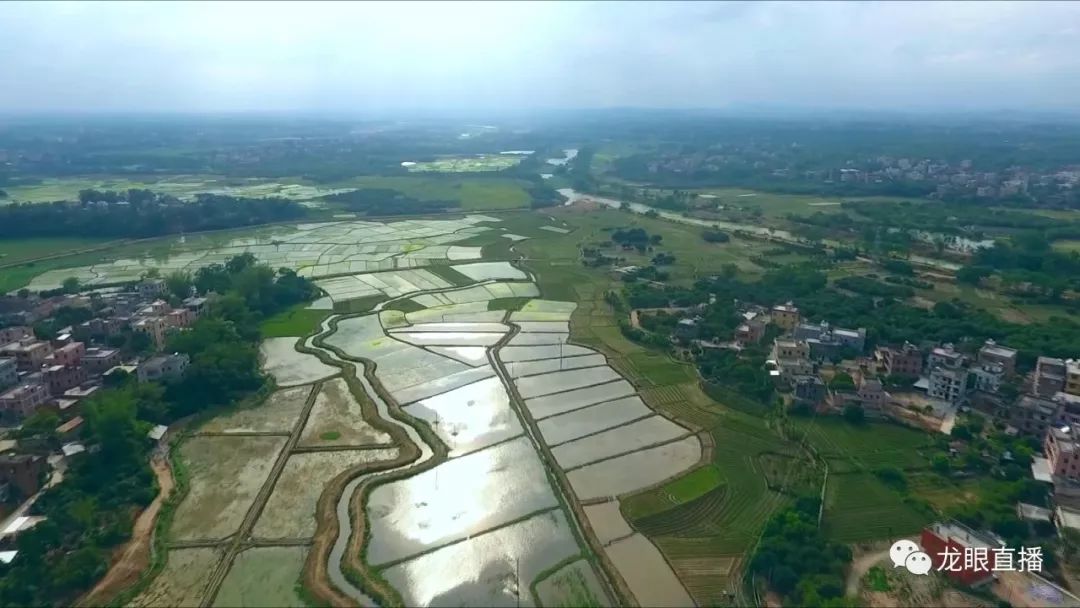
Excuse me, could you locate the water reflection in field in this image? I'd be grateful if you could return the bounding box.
[403,377,523,457]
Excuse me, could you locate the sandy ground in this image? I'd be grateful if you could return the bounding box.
[79,457,175,606]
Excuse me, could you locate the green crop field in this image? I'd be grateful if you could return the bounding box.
[259,306,331,338]
[621,465,724,520]
[822,472,931,543]
[339,175,530,211]
[793,418,933,471]
[0,237,116,265]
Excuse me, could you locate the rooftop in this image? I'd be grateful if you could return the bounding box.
[980,339,1018,359]
[772,302,798,313]
[928,521,1000,550]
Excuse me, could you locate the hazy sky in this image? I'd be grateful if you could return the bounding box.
[1,1,1078,114]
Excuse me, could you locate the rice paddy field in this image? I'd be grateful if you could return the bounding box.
[403,154,523,173]
[196,385,311,435]
[212,547,309,608]
[259,338,337,387]
[298,378,392,447]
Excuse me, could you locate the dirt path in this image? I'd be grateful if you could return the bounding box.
[845,544,895,597]
[79,457,175,606]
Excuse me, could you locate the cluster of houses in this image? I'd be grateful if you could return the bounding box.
[0,278,201,538]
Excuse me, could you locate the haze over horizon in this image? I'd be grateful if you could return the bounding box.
[1,0,1079,115]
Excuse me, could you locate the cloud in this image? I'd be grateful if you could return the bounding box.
[0,0,1077,113]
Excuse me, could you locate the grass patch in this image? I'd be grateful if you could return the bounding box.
[487,297,530,311]
[259,306,330,338]
[0,237,115,265]
[865,566,891,592]
[319,431,341,441]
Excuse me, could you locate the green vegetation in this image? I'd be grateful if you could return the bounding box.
[424,265,474,287]
[259,306,331,338]
[750,497,852,606]
[621,465,723,519]
[319,431,341,441]
[337,176,530,211]
[0,253,316,606]
[487,297,530,311]
[822,473,931,543]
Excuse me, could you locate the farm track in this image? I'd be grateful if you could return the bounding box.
[198,380,324,608]
[77,457,174,607]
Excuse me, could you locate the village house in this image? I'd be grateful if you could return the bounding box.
[0,383,50,426]
[136,353,189,383]
[770,302,800,331]
[877,342,923,378]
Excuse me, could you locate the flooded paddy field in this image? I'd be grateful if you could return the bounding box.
[535,558,612,608]
[213,547,309,608]
[523,380,636,419]
[260,337,337,387]
[387,322,508,333]
[606,534,694,607]
[504,353,608,378]
[299,378,392,447]
[402,377,523,457]
[380,510,579,607]
[552,416,689,469]
[451,261,527,281]
[393,332,505,347]
[515,366,622,399]
[506,332,569,346]
[427,345,489,366]
[365,436,558,566]
[537,396,653,446]
[512,321,570,333]
[254,448,399,540]
[583,500,635,546]
[197,385,311,434]
[171,436,286,541]
[567,437,702,501]
[499,344,593,362]
[27,215,501,291]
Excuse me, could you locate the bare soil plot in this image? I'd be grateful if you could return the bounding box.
[198,386,311,434]
[606,534,694,608]
[535,559,612,608]
[299,378,392,447]
[129,548,221,608]
[171,436,287,541]
[254,448,399,540]
[583,500,634,546]
[567,436,702,501]
[213,546,308,608]
[381,510,579,607]
[260,338,337,387]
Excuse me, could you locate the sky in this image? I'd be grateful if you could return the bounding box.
[1,0,1079,114]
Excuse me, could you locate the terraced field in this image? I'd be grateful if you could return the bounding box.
[822,472,932,543]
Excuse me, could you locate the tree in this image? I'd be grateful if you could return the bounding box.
[16,288,29,299]
[703,229,730,243]
[61,276,81,294]
[843,403,866,425]
[164,271,193,301]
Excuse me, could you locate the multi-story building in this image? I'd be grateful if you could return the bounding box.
[1067,359,1080,396]
[970,362,1005,394]
[793,375,826,407]
[920,522,997,587]
[928,344,965,370]
[0,327,31,346]
[977,340,1018,376]
[734,319,766,346]
[928,365,968,406]
[165,308,195,329]
[0,454,47,498]
[1046,425,1080,483]
[138,278,166,299]
[857,376,887,415]
[794,321,867,359]
[1010,394,1060,437]
[183,296,209,318]
[132,316,169,349]
[0,383,50,425]
[0,358,16,390]
[137,354,189,383]
[43,365,88,396]
[878,342,923,378]
[773,339,809,361]
[81,347,121,376]
[0,339,53,372]
[770,302,800,331]
[45,341,84,368]
[1035,357,1067,398]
